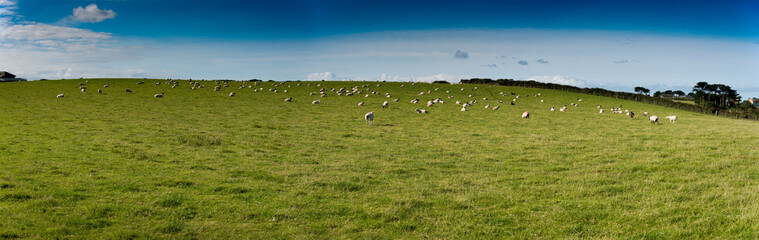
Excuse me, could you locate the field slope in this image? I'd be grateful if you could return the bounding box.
[1,79,758,239]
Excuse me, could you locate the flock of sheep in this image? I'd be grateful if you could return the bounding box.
[57,79,678,125]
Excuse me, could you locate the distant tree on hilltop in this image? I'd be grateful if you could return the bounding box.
[634,86,650,95]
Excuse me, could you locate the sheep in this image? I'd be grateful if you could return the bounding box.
[56,93,64,98]
[358,101,364,106]
[229,92,236,97]
[461,106,467,111]
[540,99,544,102]
[643,111,648,116]
[650,116,659,124]
[382,101,389,108]
[550,107,555,111]
[312,100,320,104]
[393,98,399,102]
[629,112,635,119]
[485,104,490,109]
[125,88,132,93]
[665,116,677,123]
[103,84,109,88]
[522,111,530,118]
[154,92,164,98]
[493,106,499,110]
[427,101,434,107]
[284,97,292,102]
[415,108,428,114]
[599,109,604,114]
[510,102,515,105]
[98,89,102,94]
[559,107,566,112]
[365,112,374,125]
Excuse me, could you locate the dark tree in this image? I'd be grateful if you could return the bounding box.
[634,86,651,95]
[691,82,740,109]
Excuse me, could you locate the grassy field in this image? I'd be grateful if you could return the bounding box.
[1,79,758,239]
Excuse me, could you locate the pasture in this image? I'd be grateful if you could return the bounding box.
[1,79,758,239]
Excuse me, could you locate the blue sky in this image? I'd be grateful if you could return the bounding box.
[1,0,758,97]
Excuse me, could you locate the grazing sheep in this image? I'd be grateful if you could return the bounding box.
[358,101,364,106]
[365,112,374,125]
[382,101,389,108]
[154,92,164,98]
[510,102,515,105]
[522,111,530,118]
[665,116,677,123]
[630,112,635,119]
[103,84,109,88]
[559,107,566,112]
[284,97,292,102]
[393,98,399,102]
[98,89,102,94]
[493,106,499,110]
[312,100,320,104]
[415,108,428,114]
[650,116,659,124]
[461,106,467,111]
[485,104,490,109]
[56,93,64,98]
[229,92,235,97]
[550,107,555,111]
[599,109,604,114]
[540,99,544,102]
[643,111,648,116]
[125,88,132,93]
[80,88,86,93]
[427,101,434,107]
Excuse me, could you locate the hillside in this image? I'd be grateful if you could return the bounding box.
[1,79,758,239]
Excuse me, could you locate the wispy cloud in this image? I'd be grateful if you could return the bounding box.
[59,4,116,25]
[484,64,497,68]
[536,59,549,64]
[454,50,468,59]
[518,60,528,65]
[613,59,639,64]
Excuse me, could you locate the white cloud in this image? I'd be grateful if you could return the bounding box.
[528,75,590,87]
[61,4,116,24]
[307,72,337,80]
[377,73,468,83]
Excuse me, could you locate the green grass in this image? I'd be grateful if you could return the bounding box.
[1,79,757,239]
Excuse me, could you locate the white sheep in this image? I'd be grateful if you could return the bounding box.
[312,100,320,104]
[284,97,292,102]
[550,107,555,111]
[382,101,389,108]
[229,92,235,97]
[154,92,164,97]
[415,108,428,114]
[80,88,86,93]
[665,116,677,123]
[522,111,530,118]
[56,93,64,98]
[461,106,467,111]
[365,112,374,125]
[650,116,659,124]
[492,106,499,110]
[599,109,604,114]
[358,101,364,106]
[485,104,490,109]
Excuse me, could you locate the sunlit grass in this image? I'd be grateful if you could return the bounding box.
[0,79,757,238]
